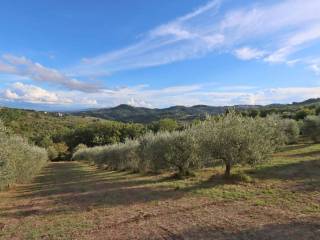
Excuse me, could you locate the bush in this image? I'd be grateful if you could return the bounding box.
[302,115,320,142]
[294,108,313,120]
[73,144,87,154]
[72,139,140,171]
[280,119,300,144]
[164,130,200,176]
[74,130,200,176]
[47,145,59,160]
[72,145,104,164]
[137,132,171,173]
[99,140,140,171]
[138,130,200,176]
[50,142,70,161]
[0,121,48,190]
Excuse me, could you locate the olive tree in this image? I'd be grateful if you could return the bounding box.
[0,121,48,190]
[137,131,171,173]
[302,115,320,143]
[196,110,284,177]
[164,130,200,177]
[280,119,300,144]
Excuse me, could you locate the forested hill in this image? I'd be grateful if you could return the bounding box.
[70,98,320,123]
[71,104,258,123]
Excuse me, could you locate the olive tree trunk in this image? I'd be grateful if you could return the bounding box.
[225,162,231,178]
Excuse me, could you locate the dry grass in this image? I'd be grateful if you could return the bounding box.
[0,143,319,239]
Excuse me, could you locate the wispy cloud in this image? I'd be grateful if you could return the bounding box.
[71,0,320,77]
[234,47,267,60]
[0,54,101,92]
[2,0,320,109]
[71,0,224,76]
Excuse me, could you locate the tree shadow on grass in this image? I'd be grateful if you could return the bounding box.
[247,159,320,184]
[278,143,312,153]
[0,162,183,219]
[288,149,320,158]
[176,219,320,240]
[2,147,319,219]
[179,155,320,196]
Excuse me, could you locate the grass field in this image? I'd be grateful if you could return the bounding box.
[0,143,319,239]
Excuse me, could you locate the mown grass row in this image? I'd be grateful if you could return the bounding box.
[73,111,299,177]
[0,121,48,190]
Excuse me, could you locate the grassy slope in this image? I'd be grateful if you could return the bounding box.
[0,107,101,140]
[0,143,319,239]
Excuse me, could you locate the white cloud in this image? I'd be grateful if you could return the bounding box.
[1,82,98,106]
[127,98,153,108]
[309,64,320,75]
[2,82,72,104]
[265,24,320,63]
[0,54,100,92]
[234,47,267,60]
[70,0,320,77]
[2,81,320,108]
[3,89,19,100]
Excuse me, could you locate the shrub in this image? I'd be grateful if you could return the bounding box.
[0,121,48,190]
[47,145,59,160]
[72,144,105,164]
[158,119,179,132]
[72,139,140,171]
[164,130,200,176]
[294,108,313,120]
[302,115,320,143]
[52,142,69,161]
[99,140,140,171]
[137,132,171,173]
[280,119,300,144]
[116,139,140,171]
[73,130,200,176]
[73,143,87,154]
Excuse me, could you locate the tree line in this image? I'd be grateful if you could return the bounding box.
[73,111,302,178]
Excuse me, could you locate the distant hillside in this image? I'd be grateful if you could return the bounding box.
[71,98,320,123]
[0,107,103,142]
[71,104,261,123]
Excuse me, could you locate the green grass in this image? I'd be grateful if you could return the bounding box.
[0,142,319,239]
[150,142,320,212]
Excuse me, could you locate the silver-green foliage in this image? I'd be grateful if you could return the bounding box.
[302,115,320,143]
[137,131,171,172]
[195,111,285,176]
[138,130,200,174]
[72,139,140,171]
[73,130,201,175]
[280,119,300,144]
[164,130,200,175]
[0,121,48,190]
[73,111,285,177]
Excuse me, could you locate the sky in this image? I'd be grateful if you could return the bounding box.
[1,0,320,110]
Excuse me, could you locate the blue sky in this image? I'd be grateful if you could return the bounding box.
[1,0,320,110]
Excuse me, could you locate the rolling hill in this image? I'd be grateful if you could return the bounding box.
[71,98,320,123]
[71,104,261,123]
